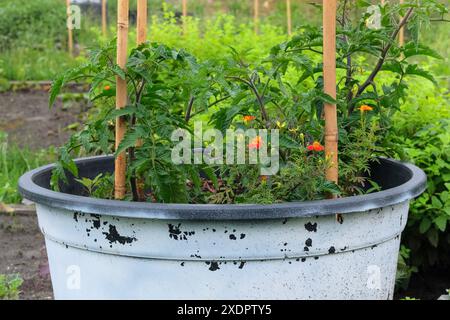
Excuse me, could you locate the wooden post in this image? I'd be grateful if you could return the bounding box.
[182,0,187,33]
[323,0,338,185]
[102,0,107,37]
[137,0,147,44]
[286,0,292,36]
[115,0,129,200]
[66,0,73,55]
[254,0,259,34]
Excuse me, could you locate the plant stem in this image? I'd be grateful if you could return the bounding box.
[185,96,195,122]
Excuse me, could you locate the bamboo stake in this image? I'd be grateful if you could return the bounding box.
[135,0,147,201]
[102,0,107,37]
[254,0,259,34]
[287,0,292,36]
[137,0,147,44]
[66,0,73,55]
[182,0,187,34]
[323,0,338,185]
[115,0,129,200]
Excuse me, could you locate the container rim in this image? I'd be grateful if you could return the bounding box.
[18,155,426,220]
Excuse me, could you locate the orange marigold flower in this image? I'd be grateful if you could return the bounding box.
[260,175,268,182]
[104,85,111,91]
[359,105,373,112]
[249,136,263,150]
[307,141,325,152]
[243,115,256,123]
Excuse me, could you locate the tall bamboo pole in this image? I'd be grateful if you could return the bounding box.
[182,0,187,33]
[287,0,292,36]
[66,0,73,55]
[254,0,259,34]
[135,0,147,201]
[102,0,107,37]
[137,0,147,44]
[115,0,129,200]
[323,0,338,185]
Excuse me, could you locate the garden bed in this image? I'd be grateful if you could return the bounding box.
[0,90,87,150]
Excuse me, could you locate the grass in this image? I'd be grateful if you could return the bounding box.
[0,132,56,204]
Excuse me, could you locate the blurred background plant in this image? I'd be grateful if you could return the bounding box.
[0,132,56,204]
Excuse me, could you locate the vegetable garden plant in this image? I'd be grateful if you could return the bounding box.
[49,1,446,205]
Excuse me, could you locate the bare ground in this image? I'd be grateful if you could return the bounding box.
[0,90,88,150]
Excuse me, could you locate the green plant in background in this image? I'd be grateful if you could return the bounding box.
[387,82,450,268]
[0,132,56,204]
[0,274,23,300]
[396,245,418,291]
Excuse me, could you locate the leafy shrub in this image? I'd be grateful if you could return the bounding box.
[0,0,66,51]
[388,81,450,268]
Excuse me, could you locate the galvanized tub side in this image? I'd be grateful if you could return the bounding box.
[19,156,427,300]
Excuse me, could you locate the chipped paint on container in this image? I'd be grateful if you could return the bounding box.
[19,156,427,300]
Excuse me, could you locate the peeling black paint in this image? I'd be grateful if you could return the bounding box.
[229,234,237,240]
[73,212,79,222]
[168,223,195,241]
[208,261,220,271]
[301,258,306,262]
[240,233,246,239]
[91,214,101,229]
[103,225,137,245]
[328,246,336,254]
[304,246,309,252]
[305,238,312,247]
[238,261,246,269]
[180,262,185,267]
[305,222,317,232]
[168,223,182,240]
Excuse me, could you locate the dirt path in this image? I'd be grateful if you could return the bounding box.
[0,90,88,150]
[0,211,53,300]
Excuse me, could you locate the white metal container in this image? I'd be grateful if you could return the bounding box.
[19,156,426,300]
